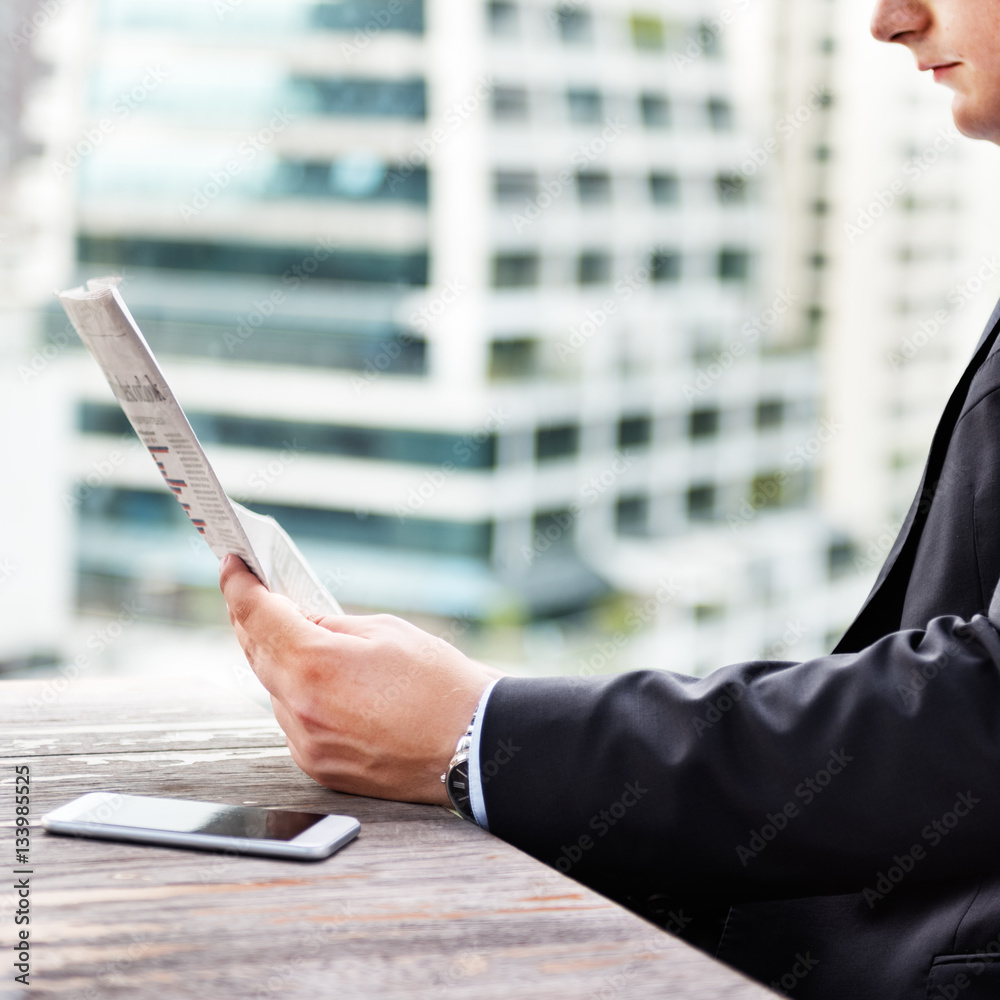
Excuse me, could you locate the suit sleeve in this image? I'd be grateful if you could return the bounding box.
[477,613,1000,900]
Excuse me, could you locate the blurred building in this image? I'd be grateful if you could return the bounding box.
[820,0,1000,549]
[738,0,1000,608]
[0,0,77,672]
[38,0,882,676]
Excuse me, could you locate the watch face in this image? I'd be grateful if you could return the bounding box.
[446,758,474,821]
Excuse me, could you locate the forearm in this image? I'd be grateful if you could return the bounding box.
[479,614,1000,899]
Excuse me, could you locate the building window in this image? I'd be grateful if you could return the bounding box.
[706,97,733,131]
[554,4,592,42]
[493,85,530,121]
[576,170,612,204]
[312,1,424,32]
[79,235,428,286]
[755,399,785,429]
[616,495,649,536]
[68,307,428,373]
[618,415,652,449]
[487,0,519,36]
[532,508,576,550]
[578,251,612,285]
[630,13,665,50]
[649,248,681,283]
[271,158,427,204]
[493,252,539,287]
[749,473,783,511]
[649,172,680,204]
[694,20,721,57]
[567,87,603,123]
[536,423,579,461]
[494,170,537,202]
[827,537,856,579]
[750,470,809,510]
[81,404,497,467]
[256,502,493,557]
[292,76,427,119]
[715,172,746,204]
[687,483,716,520]
[694,603,724,622]
[718,248,751,282]
[689,407,719,439]
[639,92,670,127]
[489,338,537,379]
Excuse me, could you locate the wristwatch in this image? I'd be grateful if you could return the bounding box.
[441,714,477,822]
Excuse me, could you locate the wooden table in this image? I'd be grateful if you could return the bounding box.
[0,676,775,999]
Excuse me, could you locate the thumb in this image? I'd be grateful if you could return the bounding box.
[219,553,314,653]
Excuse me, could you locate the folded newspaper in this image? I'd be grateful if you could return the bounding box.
[58,275,343,617]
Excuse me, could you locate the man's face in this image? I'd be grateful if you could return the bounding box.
[871,0,1000,143]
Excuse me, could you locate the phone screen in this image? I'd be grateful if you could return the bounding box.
[70,794,327,841]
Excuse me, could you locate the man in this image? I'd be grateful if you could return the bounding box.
[220,1,1000,995]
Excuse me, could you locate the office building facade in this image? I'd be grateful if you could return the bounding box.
[51,0,866,675]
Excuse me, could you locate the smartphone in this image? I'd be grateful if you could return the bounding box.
[41,791,360,861]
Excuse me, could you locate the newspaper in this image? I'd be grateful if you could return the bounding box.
[58,275,343,617]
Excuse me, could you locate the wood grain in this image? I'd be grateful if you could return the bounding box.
[0,677,777,999]
[0,675,282,758]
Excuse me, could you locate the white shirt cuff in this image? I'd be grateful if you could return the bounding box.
[468,678,500,831]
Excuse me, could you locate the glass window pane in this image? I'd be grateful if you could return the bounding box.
[649,172,679,204]
[686,483,716,520]
[616,495,649,535]
[689,408,720,438]
[488,0,519,36]
[554,4,592,42]
[535,424,579,461]
[715,172,747,204]
[567,87,603,123]
[755,399,785,429]
[630,13,664,50]
[78,236,429,286]
[291,76,427,119]
[650,248,681,282]
[576,170,611,204]
[618,416,652,449]
[640,93,670,127]
[310,0,424,32]
[493,252,540,287]
[494,170,537,202]
[719,248,752,282]
[578,251,612,285]
[489,339,537,379]
[707,97,733,131]
[80,405,496,467]
[493,86,530,121]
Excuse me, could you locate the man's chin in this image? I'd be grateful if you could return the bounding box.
[951,97,1000,143]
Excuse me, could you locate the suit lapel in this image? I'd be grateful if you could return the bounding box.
[975,297,1000,355]
[835,297,1000,653]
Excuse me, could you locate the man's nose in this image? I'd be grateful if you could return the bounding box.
[870,0,930,43]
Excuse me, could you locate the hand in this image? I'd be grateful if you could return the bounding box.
[219,555,501,805]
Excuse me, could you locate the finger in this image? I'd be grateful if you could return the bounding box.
[228,614,259,670]
[221,556,358,639]
[220,554,309,637]
[219,554,316,694]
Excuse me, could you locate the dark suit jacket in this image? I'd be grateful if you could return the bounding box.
[478,298,1000,998]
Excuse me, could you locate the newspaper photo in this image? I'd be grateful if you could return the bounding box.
[58,275,343,618]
